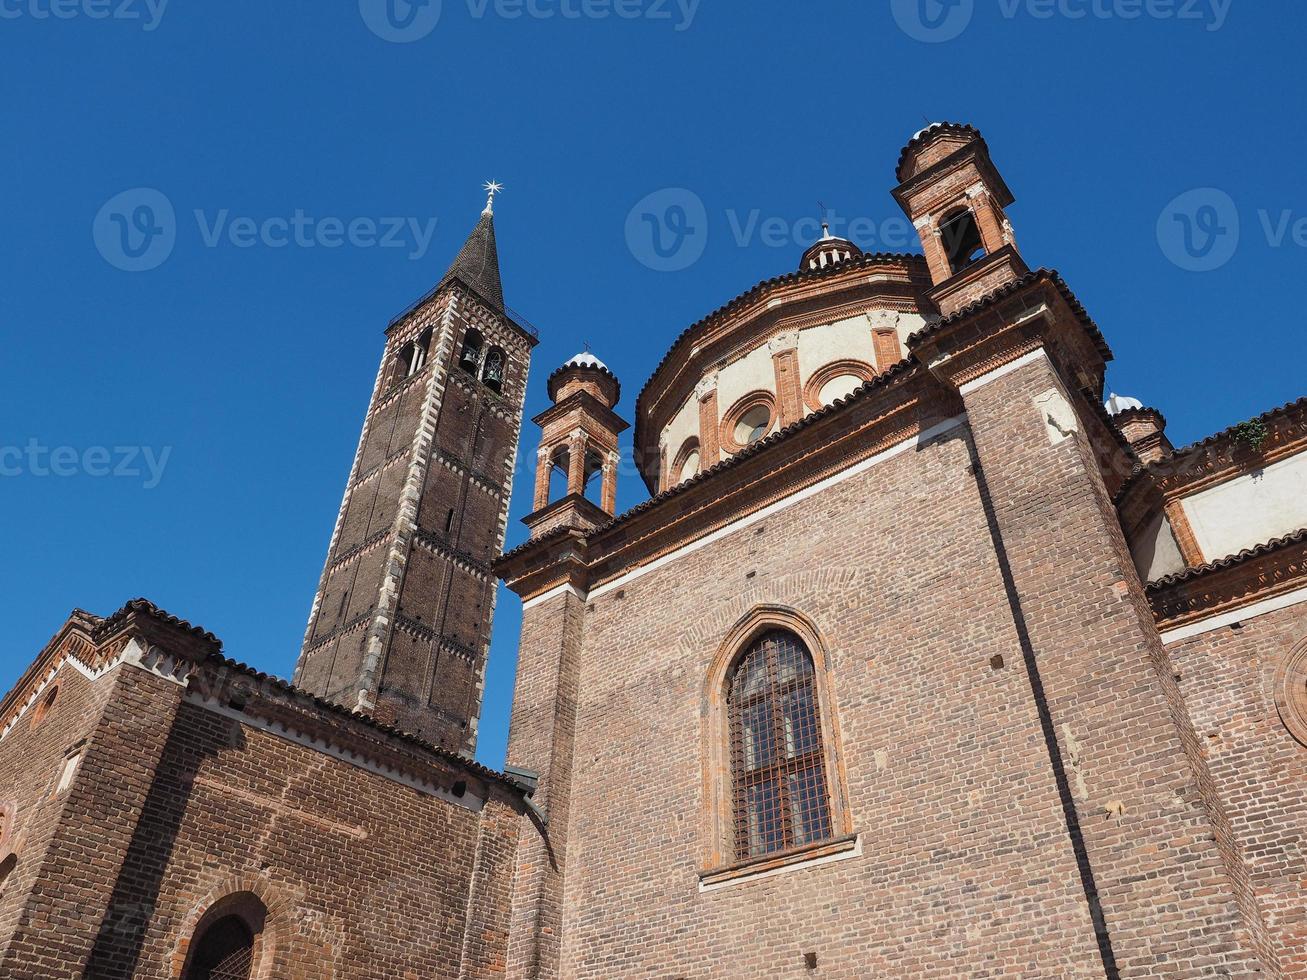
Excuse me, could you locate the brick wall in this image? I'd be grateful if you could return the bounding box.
[959,353,1267,976]
[1170,601,1307,977]
[0,651,520,979]
[0,653,117,967]
[518,428,1122,978]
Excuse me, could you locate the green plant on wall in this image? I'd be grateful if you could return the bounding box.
[1231,419,1270,451]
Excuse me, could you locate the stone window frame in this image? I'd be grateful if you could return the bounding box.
[1274,635,1307,748]
[801,358,877,414]
[699,605,856,889]
[718,390,778,454]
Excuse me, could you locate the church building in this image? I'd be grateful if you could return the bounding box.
[1,124,1305,978]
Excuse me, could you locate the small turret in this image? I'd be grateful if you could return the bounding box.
[526,352,629,537]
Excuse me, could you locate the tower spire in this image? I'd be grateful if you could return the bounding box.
[441,185,505,311]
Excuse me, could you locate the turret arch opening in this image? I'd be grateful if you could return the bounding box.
[939,207,985,274]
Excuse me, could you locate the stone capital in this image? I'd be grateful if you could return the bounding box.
[695,372,720,401]
[866,310,901,331]
[768,330,799,355]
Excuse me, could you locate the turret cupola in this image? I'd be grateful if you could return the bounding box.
[799,222,864,272]
[547,351,621,407]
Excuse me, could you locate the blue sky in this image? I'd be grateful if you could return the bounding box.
[1,0,1302,769]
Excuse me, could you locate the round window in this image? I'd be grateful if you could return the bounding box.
[818,374,864,406]
[735,406,772,446]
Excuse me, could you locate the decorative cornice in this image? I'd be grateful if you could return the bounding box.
[1117,396,1307,510]
[1147,528,1307,631]
[500,361,965,602]
[411,527,492,579]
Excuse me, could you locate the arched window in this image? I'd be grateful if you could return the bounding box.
[180,893,268,980]
[185,915,253,980]
[0,854,16,895]
[671,437,701,487]
[481,347,506,393]
[459,329,484,374]
[728,630,832,859]
[939,207,985,274]
[30,685,58,729]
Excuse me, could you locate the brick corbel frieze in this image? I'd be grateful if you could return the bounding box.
[907,275,1109,400]
[1117,397,1307,532]
[183,657,514,808]
[0,601,223,738]
[1147,529,1307,632]
[495,527,592,603]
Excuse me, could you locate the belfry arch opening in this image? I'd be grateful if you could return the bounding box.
[482,346,506,393]
[939,207,985,274]
[459,328,484,374]
[582,450,605,505]
[548,447,571,503]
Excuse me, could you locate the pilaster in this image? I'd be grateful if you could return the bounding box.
[503,585,588,980]
[696,374,720,467]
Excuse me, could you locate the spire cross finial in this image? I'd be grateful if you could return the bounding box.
[817,200,832,239]
[483,180,504,215]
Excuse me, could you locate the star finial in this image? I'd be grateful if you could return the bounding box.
[483,180,504,215]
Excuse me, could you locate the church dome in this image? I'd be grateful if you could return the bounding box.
[1105,392,1146,416]
[799,223,865,272]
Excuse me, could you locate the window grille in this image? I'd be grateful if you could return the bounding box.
[185,915,255,980]
[728,630,832,859]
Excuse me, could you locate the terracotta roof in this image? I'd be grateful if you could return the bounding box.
[204,651,523,791]
[90,598,523,793]
[634,251,924,418]
[546,357,622,403]
[1146,528,1307,591]
[906,268,1113,362]
[94,597,222,650]
[895,122,982,183]
[499,355,924,568]
[1111,405,1166,427]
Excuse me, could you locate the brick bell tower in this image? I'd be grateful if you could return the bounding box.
[293,184,537,753]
